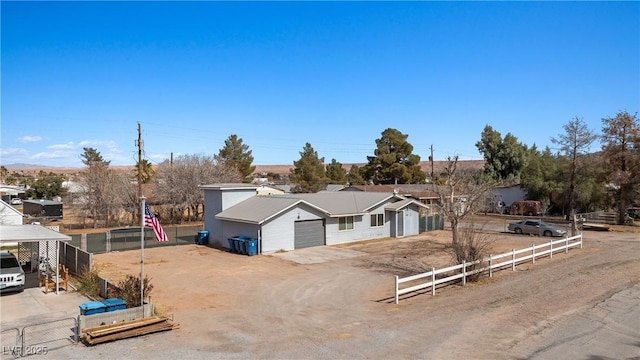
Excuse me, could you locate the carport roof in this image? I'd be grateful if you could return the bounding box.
[0,225,71,243]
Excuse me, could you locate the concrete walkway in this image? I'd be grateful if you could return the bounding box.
[0,287,90,329]
[270,246,366,264]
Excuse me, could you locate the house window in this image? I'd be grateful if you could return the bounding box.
[370,214,384,227]
[339,216,354,231]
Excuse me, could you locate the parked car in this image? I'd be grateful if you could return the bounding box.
[0,251,25,293]
[508,219,567,237]
[508,200,543,216]
[9,198,22,205]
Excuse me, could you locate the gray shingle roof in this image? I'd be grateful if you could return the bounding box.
[215,196,304,224]
[215,192,402,224]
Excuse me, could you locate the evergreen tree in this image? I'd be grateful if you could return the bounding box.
[551,117,597,219]
[218,134,256,182]
[325,159,347,184]
[81,147,110,167]
[364,128,425,184]
[290,143,329,193]
[475,125,528,183]
[347,164,366,185]
[600,111,640,224]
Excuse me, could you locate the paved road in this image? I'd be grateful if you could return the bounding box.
[513,283,640,359]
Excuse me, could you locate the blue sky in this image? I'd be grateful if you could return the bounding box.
[2,1,638,168]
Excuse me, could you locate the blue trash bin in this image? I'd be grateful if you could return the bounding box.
[237,237,247,255]
[102,298,127,312]
[228,238,237,253]
[80,301,106,316]
[197,230,209,245]
[246,239,258,256]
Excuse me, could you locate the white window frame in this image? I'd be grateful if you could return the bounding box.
[370,213,384,227]
[339,216,354,231]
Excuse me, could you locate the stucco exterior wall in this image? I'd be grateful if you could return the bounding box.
[203,187,257,248]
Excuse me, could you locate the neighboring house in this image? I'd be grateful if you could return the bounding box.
[321,184,348,192]
[488,185,527,211]
[0,200,24,225]
[202,183,428,254]
[0,185,26,204]
[256,185,285,196]
[341,184,462,211]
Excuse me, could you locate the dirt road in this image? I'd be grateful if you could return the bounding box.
[59,227,639,359]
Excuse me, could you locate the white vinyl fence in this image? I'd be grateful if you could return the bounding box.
[394,234,583,304]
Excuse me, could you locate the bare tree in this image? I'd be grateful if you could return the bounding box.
[437,156,494,274]
[154,154,241,223]
[77,165,136,228]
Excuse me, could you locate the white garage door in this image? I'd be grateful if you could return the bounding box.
[294,220,325,249]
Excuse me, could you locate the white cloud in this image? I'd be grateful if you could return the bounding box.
[18,135,43,143]
[0,148,29,156]
[31,150,76,160]
[49,142,76,150]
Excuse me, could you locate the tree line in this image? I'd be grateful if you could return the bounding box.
[2,110,637,226]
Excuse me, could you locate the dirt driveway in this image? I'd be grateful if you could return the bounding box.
[65,221,639,359]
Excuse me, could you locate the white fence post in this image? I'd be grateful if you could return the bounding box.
[565,237,569,254]
[393,235,585,304]
[532,243,535,264]
[579,234,583,249]
[394,275,399,304]
[462,261,466,286]
[489,254,493,278]
[431,268,436,296]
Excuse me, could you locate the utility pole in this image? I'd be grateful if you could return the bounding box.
[429,144,434,180]
[135,122,145,317]
[136,123,143,200]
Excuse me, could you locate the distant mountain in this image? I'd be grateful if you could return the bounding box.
[3,163,50,169]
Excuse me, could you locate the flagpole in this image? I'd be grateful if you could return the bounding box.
[140,196,145,318]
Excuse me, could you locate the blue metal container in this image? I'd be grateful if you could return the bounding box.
[80,301,107,316]
[102,298,127,312]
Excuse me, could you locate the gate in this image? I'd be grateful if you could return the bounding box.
[20,317,78,357]
[1,328,20,359]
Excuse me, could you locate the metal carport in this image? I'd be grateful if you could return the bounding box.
[0,225,71,294]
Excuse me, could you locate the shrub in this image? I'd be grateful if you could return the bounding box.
[76,266,101,298]
[447,223,494,282]
[116,274,153,307]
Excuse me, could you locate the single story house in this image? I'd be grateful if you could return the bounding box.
[487,185,527,212]
[0,199,24,225]
[202,183,428,254]
[0,185,26,203]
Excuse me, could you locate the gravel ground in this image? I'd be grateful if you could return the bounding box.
[15,220,640,359]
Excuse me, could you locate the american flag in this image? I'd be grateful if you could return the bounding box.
[145,203,168,242]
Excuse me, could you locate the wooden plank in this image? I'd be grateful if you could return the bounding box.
[85,317,165,337]
[83,318,179,345]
